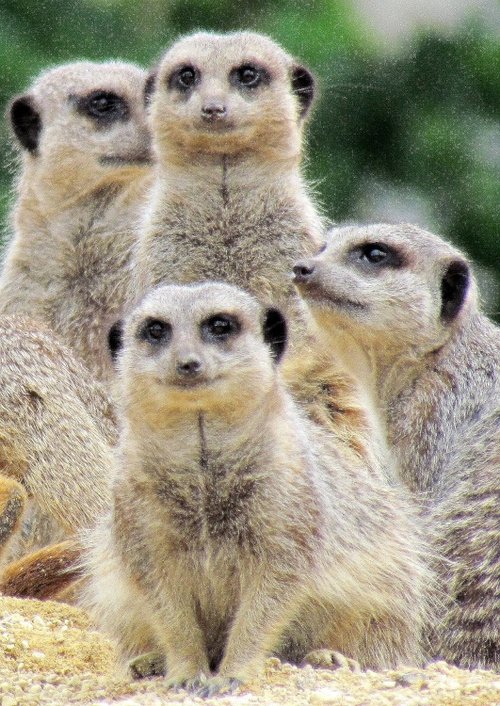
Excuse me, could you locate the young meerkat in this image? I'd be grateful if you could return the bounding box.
[82,282,432,695]
[131,31,324,344]
[0,315,116,565]
[0,61,153,384]
[292,222,500,669]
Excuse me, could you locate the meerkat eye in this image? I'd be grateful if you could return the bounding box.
[78,91,129,122]
[138,318,172,345]
[170,66,199,91]
[361,244,389,263]
[201,314,241,342]
[351,242,403,269]
[231,64,267,89]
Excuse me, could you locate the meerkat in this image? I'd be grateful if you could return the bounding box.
[0,60,153,384]
[82,281,432,695]
[292,222,500,669]
[0,315,116,567]
[130,32,324,345]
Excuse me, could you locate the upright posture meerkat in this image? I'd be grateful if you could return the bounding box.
[292,223,500,669]
[0,61,152,384]
[0,315,115,569]
[131,32,324,343]
[83,282,431,695]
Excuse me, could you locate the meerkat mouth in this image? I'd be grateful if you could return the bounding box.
[296,281,366,312]
[99,154,152,166]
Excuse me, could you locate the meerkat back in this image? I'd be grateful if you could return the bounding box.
[0,60,153,384]
[0,315,116,565]
[131,32,324,344]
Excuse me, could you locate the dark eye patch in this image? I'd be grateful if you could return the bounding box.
[230,64,270,90]
[137,318,172,346]
[317,242,327,255]
[201,314,241,343]
[71,91,130,125]
[350,242,403,269]
[168,65,200,92]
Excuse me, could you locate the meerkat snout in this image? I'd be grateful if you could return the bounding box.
[201,101,227,122]
[175,355,203,378]
[292,260,316,283]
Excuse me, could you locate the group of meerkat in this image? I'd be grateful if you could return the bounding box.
[0,30,497,693]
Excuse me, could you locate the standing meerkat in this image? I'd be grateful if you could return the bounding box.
[131,32,324,343]
[83,282,432,695]
[292,222,500,669]
[0,61,153,384]
[0,315,116,568]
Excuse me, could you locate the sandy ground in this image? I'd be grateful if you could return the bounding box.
[0,595,498,706]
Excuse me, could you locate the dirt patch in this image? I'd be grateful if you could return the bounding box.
[0,596,497,706]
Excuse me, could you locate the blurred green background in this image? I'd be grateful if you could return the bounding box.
[1,0,498,317]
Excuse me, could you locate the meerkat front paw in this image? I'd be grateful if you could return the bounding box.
[129,651,166,679]
[302,649,361,673]
[165,671,209,692]
[195,676,243,698]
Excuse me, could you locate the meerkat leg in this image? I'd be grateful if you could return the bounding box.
[198,573,303,696]
[151,583,210,690]
[0,476,27,557]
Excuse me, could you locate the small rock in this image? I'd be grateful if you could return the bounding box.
[2,697,18,706]
[395,672,428,689]
[310,687,344,704]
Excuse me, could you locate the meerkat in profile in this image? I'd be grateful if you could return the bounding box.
[292,222,500,669]
[0,61,153,384]
[83,282,432,695]
[131,32,324,344]
[0,315,116,566]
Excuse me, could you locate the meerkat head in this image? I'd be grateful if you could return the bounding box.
[146,31,315,160]
[293,223,475,354]
[119,282,287,419]
[9,61,151,206]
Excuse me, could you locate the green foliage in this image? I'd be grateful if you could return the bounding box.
[0,1,498,316]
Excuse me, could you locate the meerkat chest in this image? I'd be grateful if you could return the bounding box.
[149,451,262,553]
[144,175,315,299]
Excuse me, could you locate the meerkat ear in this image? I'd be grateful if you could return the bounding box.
[144,69,158,107]
[263,308,287,363]
[291,65,315,118]
[10,95,42,153]
[440,259,470,322]
[108,320,124,363]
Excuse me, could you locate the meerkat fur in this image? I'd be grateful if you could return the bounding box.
[0,315,116,567]
[82,282,432,695]
[0,61,153,384]
[293,222,500,669]
[131,32,324,346]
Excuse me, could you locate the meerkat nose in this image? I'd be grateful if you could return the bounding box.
[176,356,203,376]
[292,261,315,283]
[201,102,227,121]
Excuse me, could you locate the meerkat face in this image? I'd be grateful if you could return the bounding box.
[147,32,315,157]
[9,61,151,201]
[293,223,473,352]
[119,282,287,415]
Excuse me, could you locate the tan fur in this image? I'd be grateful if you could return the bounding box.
[82,282,432,694]
[131,32,324,346]
[0,315,116,564]
[0,539,81,599]
[0,61,153,384]
[293,222,500,669]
